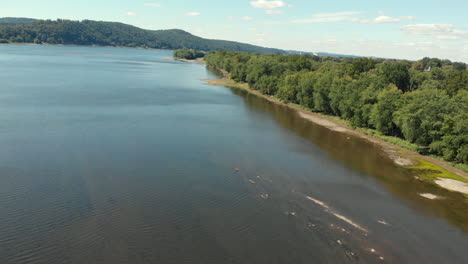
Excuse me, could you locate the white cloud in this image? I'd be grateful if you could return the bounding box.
[401,24,466,40]
[185,12,201,16]
[127,12,137,16]
[401,24,453,35]
[250,0,289,9]
[313,11,363,18]
[248,28,257,31]
[288,12,414,24]
[289,12,360,23]
[266,9,285,15]
[351,15,415,24]
[436,35,458,40]
[144,3,160,7]
[374,16,405,23]
[324,36,337,43]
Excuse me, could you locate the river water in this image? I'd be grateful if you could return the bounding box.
[0,45,466,264]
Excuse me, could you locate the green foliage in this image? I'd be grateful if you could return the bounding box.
[0,17,37,25]
[204,50,468,165]
[394,89,452,145]
[379,62,411,92]
[445,70,468,96]
[349,57,377,78]
[370,85,402,135]
[0,19,286,53]
[174,49,205,60]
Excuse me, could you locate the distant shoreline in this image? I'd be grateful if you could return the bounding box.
[0,42,173,52]
[181,58,468,197]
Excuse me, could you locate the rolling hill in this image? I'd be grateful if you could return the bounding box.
[0,18,286,53]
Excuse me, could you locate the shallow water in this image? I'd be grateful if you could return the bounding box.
[0,45,466,264]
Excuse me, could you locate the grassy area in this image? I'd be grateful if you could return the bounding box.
[409,158,468,183]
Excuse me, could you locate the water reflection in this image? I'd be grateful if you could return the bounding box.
[227,86,468,233]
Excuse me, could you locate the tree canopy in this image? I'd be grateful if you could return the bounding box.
[204,51,468,165]
[0,19,286,53]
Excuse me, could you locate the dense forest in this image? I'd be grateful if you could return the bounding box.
[174,49,205,60]
[0,17,37,25]
[0,19,285,53]
[204,51,468,165]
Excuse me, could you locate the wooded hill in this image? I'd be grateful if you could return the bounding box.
[0,19,285,53]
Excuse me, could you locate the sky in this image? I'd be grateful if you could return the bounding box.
[2,0,468,62]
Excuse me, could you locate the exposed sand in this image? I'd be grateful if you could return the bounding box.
[297,112,350,133]
[435,179,468,195]
[419,193,443,200]
[393,157,415,166]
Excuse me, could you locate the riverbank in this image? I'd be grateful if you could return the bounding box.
[185,59,468,197]
[0,42,171,51]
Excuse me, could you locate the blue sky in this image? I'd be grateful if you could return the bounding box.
[2,0,468,62]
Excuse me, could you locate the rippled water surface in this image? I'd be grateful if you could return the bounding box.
[0,45,467,264]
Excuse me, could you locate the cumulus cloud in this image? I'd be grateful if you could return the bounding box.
[250,0,288,9]
[144,3,160,7]
[401,24,466,40]
[127,12,137,16]
[251,0,290,15]
[185,12,201,16]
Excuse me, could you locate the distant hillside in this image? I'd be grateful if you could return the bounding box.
[0,17,37,25]
[0,19,286,53]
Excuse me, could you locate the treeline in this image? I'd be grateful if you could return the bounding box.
[204,51,468,165]
[0,17,37,25]
[174,49,205,60]
[0,19,285,53]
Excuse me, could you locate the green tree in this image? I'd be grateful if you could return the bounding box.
[380,62,410,92]
[370,85,402,135]
[393,89,452,145]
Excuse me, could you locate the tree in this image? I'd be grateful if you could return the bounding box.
[313,72,334,113]
[349,57,377,78]
[370,85,402,135]
[445,70,468,96]
[430,91,468,163]
[379,62,411,92]
[393,89,452,145]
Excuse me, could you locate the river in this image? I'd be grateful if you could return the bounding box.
[0,45,466,264]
